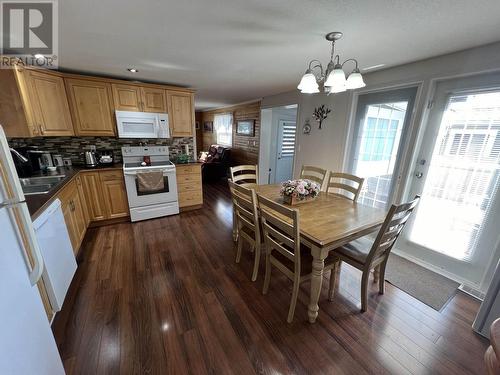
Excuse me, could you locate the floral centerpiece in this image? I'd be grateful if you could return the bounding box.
[280,179,320,205]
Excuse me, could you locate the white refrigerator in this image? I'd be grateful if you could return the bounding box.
[0,125,65,374]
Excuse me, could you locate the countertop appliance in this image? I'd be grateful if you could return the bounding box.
[122,146,179,221]
[0,125,65,374]
[116,110,170,139]
[83,150,98,167]
[98,149,114,165]
[33,198,77,312]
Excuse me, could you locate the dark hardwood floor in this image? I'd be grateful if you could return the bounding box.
[52,181,488,374]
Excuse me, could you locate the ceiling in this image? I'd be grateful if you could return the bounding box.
[60,0,500,110]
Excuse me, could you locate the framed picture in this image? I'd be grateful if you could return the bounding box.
[195,121,200,130]
[236,120,255,136]
[203,121,213,132]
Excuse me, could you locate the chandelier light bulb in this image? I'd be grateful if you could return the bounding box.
[297,71,319,93]
[346,68,366,90]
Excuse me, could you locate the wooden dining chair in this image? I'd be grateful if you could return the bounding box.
[300,165,328,189]
[324,172,364,202]
[230,165,259,187]
[332,196,420,312]
[229,165,259,242]
[257,194,338,323]
[228,180,262,282]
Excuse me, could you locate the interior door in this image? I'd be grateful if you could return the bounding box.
[348,87,418,208]
[400,73,500,286]
[274,120,296,183]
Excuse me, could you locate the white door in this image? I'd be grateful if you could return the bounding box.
[274,120,296,183]
[399,73,500,287]
[348,87,418,208]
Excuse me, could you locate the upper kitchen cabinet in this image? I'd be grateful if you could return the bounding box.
[168,91,194,137]
[27,70,74,136]
[65,78,116,136]
[0,68,73,137]
[111,84,142,112]
[112,84,167,113]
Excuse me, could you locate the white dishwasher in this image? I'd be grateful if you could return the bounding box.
[33,198,77,316]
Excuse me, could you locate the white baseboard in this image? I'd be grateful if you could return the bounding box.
[391,248,484,295]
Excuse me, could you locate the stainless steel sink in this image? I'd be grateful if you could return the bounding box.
[19,175,66,195]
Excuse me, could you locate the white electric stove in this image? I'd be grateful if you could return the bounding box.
[122,146,179,222]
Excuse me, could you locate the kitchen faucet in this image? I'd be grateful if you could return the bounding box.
[10,148,28,163]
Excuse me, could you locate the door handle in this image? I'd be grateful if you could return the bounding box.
[415,172,423,179]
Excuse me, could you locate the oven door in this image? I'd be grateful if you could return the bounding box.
[116,110,159,139]
[123,168,178,207]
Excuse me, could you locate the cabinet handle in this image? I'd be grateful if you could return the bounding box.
[70,200,75,211]
[38,124,44,135]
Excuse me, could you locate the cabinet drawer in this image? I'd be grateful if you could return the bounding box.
[177,182,201,193]
[99,170,124,181]
[178,191,203,206]
[176,164,200,175]
[176,173,201,184]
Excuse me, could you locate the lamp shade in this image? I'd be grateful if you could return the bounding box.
[324,66,346,94]
[346,69,366,89]
[297,72,319,93]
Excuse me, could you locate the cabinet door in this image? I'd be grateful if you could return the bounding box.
[100,171,129,219]
[65,78,115,136]
[111,84,142,111]
[168,91,194,137]
[80,172,106,221]
[71,187,87,253]
[28,71,74,136]
[58,180,79,251]
[142,87,167,113]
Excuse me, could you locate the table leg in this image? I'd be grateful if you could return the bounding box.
[308,245,327,323]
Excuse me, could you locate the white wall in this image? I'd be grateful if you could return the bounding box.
[263,42,500,179]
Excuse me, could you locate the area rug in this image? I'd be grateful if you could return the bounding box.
[385,253,460,311]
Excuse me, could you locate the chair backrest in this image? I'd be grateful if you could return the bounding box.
[366,195,420,266]
[257,194,301,272]
[325,172,364,202]
[230,164,259,186]
[228,180,260,242]
[300,165,328,189]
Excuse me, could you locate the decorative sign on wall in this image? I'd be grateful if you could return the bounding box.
[236,120,255,136]
[312,105,331,129]
[203,121,213,132]
[303,119,311,135]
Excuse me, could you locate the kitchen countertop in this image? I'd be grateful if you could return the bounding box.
[25,163,123,220]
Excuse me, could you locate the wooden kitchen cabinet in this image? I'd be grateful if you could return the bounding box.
[111,84,143,111]
[58,178,88,254]
[65,78,116,136]
[28,70,74,136]
[176,164,203,209]
[168,91,194,137]
[112,83,167,113]
[100,170,129,219]
[80,171,107,221]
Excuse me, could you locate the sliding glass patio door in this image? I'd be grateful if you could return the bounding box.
[348,87,418,208]
[399,73,500,286]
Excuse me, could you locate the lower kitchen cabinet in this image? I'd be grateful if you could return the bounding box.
[100,170,129,219]
[176,164,203,209]
[80,171,106,221]
[58,178,88,254]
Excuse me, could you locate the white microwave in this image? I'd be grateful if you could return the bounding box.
[116,110,170,139]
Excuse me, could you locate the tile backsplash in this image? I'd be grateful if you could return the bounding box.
[7,136,194,164]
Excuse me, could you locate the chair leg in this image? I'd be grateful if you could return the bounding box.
[328,267,337,301]
[287,278,300,323]
[232,210,238,242]
[251,242,260,282]
[360,271,370,313]
[373,265,380,284]
[235,237,243,263]
[379,261,387,295]
[262,252,272,295]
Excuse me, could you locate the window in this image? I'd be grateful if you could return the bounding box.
[214,113,233,146]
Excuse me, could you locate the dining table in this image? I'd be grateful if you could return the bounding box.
[254,184,387,323]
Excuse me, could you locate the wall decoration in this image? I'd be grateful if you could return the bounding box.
[203,121,213,132]
[303,119,311,135]
[236,120,255,136]
[312,105,331,129]
[195,121,200,130]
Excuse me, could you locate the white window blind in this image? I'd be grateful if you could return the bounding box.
[409,91,500,261]
[214,113,233,146]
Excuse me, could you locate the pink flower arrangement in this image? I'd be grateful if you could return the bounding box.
[280,179,320,200]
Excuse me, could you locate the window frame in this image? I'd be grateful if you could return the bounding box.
[214,113,233,147]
